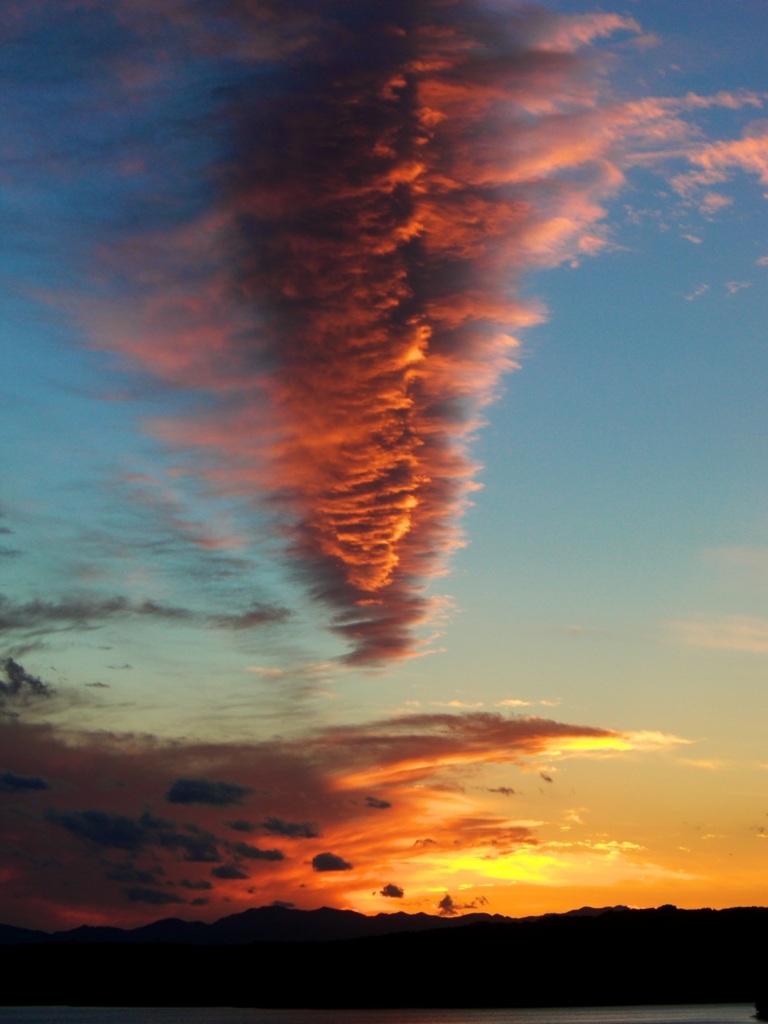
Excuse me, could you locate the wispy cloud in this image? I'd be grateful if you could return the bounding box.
[0,594,289,646]
[673,615,768,653]
[685,283,710,301]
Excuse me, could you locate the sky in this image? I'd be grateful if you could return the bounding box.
[2,0,768,932]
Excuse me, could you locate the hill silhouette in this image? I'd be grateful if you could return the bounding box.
[1,904,765,1008]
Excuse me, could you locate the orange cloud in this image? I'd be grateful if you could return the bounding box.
[73,3,652,664]
[65,5,767,665]
[0,700,687,930]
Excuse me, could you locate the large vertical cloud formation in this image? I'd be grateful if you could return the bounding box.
[215,3,633,663]
[128,1,642,664]
[61,2,642,661]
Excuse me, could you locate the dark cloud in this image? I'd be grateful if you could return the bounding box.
[212,863,249,880]
[0,770,50,793]
[487,787,516,796]
[124,887,185,905]
[271,900,295,909]
[0,658,53,714]
[84,682,110,689]
[0,546,21,558]
[439,892,488,915]
[365,796,391,809]
[46,809,148,850]
[166,777,253,807]
[179,878,213,891]
[46,807,222,863]
[0,596,193,636]
[262,816,319,839]
[312,852,352,872]
[0,592,287,651]
[229,841,284,861]
[104,865,162,885]
[152,820,221,863]
[540,773,554,783]
[380,883,404,898]
[226,819,256,833]
[438,894,457,916]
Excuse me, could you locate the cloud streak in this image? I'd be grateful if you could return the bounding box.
[673,616,768,653]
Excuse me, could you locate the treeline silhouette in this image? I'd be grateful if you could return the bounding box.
[2,906,766,1008]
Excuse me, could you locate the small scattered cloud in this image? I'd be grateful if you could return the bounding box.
[486,787,516,797]
[725,280,750,295]
[312,852,352,872]
[677,758,725,770]
[431,700,485,709]
[0,770,51,793]
[0,658,53,715]
[438,893,488,916]
[365,796,391,810]
[496,698,560,709]
[379,883,404,898]
[700,192,733,216]
[564,808,586,825]
[685,283,709,301]
[438,894,457,916]
[226,819,256,833]
[229,841,284,861]
[166,778,253,807]
[262,817,319,839]
[212,863,249,880]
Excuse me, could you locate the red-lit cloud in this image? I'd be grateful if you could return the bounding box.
[67,2,645,663]
[30,3,765,667]
[0,689,685,930]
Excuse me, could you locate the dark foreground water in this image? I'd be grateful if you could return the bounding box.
[0,1006,755,1024]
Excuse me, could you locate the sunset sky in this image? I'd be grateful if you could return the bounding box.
[2,0,768,932]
